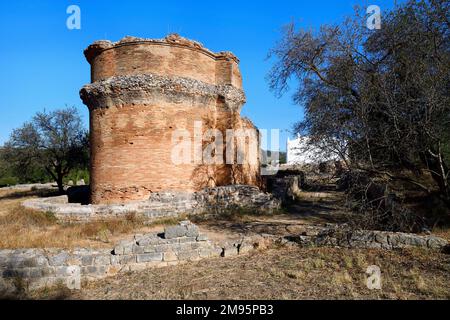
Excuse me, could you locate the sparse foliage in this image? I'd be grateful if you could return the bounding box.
[2,107,89,193]
[269,0,450,229]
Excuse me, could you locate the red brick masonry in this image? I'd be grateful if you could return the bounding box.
[80,35,260,204]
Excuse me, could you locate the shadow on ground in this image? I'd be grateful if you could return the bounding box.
[192,190,351,237]
[0,189,60,201]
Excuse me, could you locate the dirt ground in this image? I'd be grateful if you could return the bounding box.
[1,186,449,300]
[0,187,349,249]
[0,188,188,249]
[26,246,450,300]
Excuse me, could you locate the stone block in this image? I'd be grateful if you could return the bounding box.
[81,255,94,266]
[82,265,107,277]
[41,267,56,277]
[110,255,120,266]
[94,255,111,266]
[155,244,170,252]
[366,242,383,249]
[55,266,74,277]
[196,234,208,242]
[222,246,238,257]
[387,234,400,248]
[114,240,134,255]
[164,225,187,239]
[128,263,147,272]
[143,246,156,253]
[136,253,163,263]
[48,252,69,266]
[164,221,199,239]
[137,237,160,246]
[66,255,82,265]
[178,237,197,243]
[132,244,145,254]
[374,232,388,245]
[186,224,199,238]
[28,268,43,279]
[118,255,136,265]
[427,237,448,249]
[66,266,81,290]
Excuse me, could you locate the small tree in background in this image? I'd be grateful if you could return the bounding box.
[2,107,89,194]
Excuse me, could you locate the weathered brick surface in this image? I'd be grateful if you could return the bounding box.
[80,34,259,204]
[85,35,242,88]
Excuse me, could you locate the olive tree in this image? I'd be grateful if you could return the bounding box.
[2,107,89,193]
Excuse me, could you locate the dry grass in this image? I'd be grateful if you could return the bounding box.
[2,187,450,300]
[0,189,185,249]
[26,245,449,300]
[0,204,144,249]
[433,227,450,241]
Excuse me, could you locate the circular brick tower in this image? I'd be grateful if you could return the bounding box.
[80,34,260,204]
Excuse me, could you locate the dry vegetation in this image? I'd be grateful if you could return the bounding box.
[0,188,184,249]
[1,186,449,300]
[25,245,450,300]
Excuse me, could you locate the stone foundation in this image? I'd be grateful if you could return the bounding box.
[0,222,262,292]
[286,224,449,250]
[22,185,281,222]
[1,221,447,293]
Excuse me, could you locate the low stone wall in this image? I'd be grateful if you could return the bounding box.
[0,183,56,191]
[0,221,260,293]
[2,220,447,293]
[22,185,280,222]
[265,170,305,203]
[286,225,449,250]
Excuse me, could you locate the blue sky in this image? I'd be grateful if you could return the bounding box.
[0,0,396,151]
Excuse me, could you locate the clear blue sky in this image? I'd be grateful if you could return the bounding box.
[0,0,396,151]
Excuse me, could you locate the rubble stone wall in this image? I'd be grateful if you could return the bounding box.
[287,225,449,250]
[22,185,281,222]
[1,221,447,292]
[0,222,259,292]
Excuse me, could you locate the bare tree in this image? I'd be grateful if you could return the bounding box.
[3,107,89,193]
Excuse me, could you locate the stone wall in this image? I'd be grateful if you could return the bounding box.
[2,221,447,293]
[0,222,260,292]
[22,185,281,222]
[286,224,449,250]
[0,183,56,191]
[80,34,260,204]
[265,169,305,203]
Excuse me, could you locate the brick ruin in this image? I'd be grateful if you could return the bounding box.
[80,34,260,204]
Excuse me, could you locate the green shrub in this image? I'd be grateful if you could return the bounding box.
[0,176,19,187]
[64,168,90,185]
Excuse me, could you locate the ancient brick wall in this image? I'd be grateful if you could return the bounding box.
[80,35,260,204]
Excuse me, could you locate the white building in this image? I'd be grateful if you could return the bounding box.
[286,134,340,165]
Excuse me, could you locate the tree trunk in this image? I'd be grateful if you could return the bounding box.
[422,149,450,208]
[56,169,65,195]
